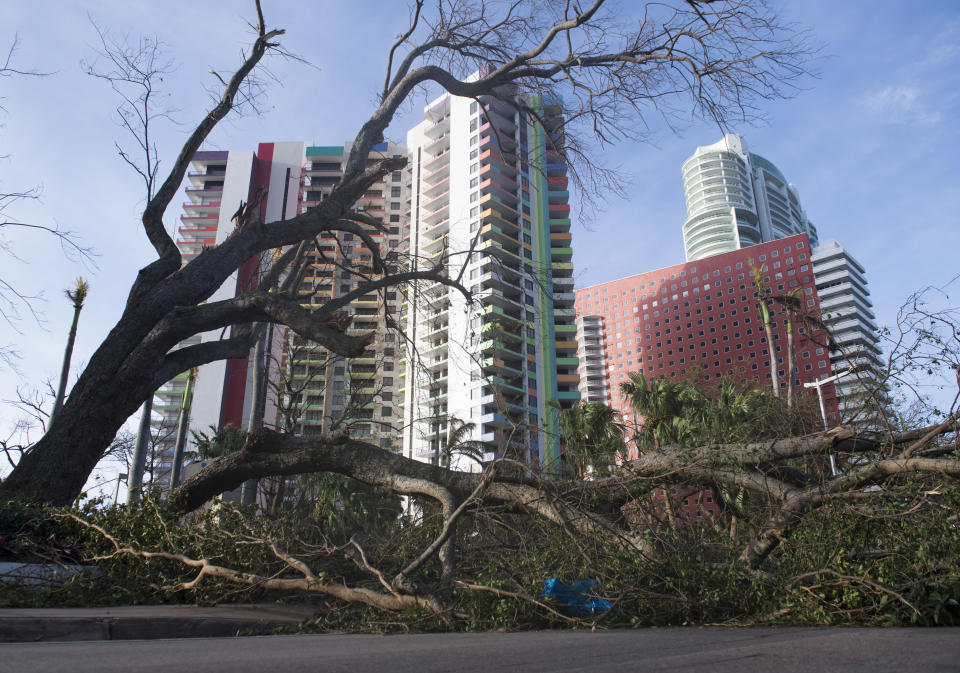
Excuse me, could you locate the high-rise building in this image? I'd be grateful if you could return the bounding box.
[400,86,579,472]
[153,147,264,486]
[681,134,818,262]
[811,240,883,424]
[151,141,408,487]
[288,141,409,449]
[573,234,837,520]
[574,234,836,418]
[681,134,880,422]
[576,314,608,405]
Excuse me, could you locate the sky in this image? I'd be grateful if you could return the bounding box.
[1,1,959,477]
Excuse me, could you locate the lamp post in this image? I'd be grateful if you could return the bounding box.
[803,367,857,475]
[114,473,128,506]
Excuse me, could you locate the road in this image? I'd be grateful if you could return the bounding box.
[2,627,958,673]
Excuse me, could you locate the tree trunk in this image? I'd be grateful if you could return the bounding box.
[0,304,173,505]
[241,329,266,505]
[127,396,154,504]
[169,368,197,488]
[785,311,794,409]
[760,301,780,398]
[50,301,84,423]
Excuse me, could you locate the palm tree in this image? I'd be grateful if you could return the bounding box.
[749,260,780,399]
[50,278,89,423]
[440,417,492,469]
[554,401,625,479]
[771,289,803,409]
[705,378,767,442]
[188,424,247,460]
[772,289,837,410]
[620,372,706,449]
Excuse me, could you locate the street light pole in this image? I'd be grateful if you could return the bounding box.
[114,473,128,506]
[803,367,858,475]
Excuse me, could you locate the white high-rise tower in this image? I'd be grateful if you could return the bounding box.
[679,134,881,425]
[400,85,579,472]
[681,134,818,262]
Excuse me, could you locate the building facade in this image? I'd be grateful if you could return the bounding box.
[574,234,837,522]
[680,134,880,422]
[288,141,409,449]
[400,87,579,472]
[153,148,262,487]
[811,240,883,424]
[575,314,608,405]
[150,141,408,487]
[574,234,836,420]
[682,134,818,262]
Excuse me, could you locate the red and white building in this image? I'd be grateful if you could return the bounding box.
[574,234,838,521]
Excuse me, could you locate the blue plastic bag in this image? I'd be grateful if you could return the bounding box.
[541,578,616,616]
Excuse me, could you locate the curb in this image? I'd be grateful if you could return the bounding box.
[0,604,318,642]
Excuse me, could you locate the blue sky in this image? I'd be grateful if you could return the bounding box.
[1,0,959,452]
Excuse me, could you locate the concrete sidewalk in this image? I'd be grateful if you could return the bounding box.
[0,604,318,642]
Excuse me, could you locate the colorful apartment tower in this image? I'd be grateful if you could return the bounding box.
[289,141,408,448]
[149,141,408,486]
[401,85,579,471]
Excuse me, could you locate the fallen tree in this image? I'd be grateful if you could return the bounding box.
[163,414,960,571]
[1,0,814,505]
[22,413,954,624]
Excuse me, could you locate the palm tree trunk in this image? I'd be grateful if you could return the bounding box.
[760,301,780,398]
[241,328,267,505]
[169,368,197,488]
[785,311,795,409]
[51,301,84,423]
[127,396,153,503]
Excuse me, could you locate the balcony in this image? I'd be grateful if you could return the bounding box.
[422,231,449,256]
[479,192,520,221]
[479,176,519,206]
[185,186,223,200]
[425,132,450,157]
[479,239,522,266]
[424,112,451,139]
[479,163,520,192]
[180,212,219,225]
[476,287,521,312]
[424,149,451,174]
[480,338,524,359]
[479,208,519,234]
[480,223,520,250]
[481,304,523,326]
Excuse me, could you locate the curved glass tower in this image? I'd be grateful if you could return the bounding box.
[682,134,818,261]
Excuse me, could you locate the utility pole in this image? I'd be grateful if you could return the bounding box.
[803,366,858,476]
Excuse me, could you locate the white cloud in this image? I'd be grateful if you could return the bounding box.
[861,85,943,125]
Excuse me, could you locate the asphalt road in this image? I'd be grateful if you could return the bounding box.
[2,627,958,673]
